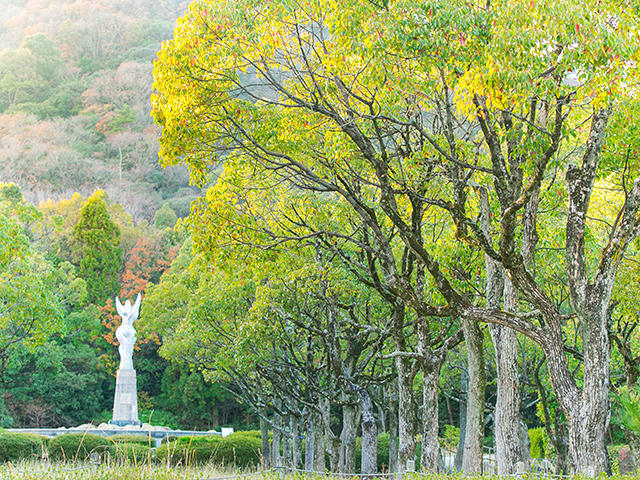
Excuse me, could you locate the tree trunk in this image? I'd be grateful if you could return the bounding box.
[489,277,524,475]
[542,310,610,475]
[292,415,302,469]
[454,369,467,472]
[283,414,292,468]
[260,416,271,469]
[420,361,442,472]
[272,412,283,469]
[305,413,315,471]
[321,398,339,471]
[339,403,358,473]
[554,421,569,475]
[357,386,378,475]
[388,391,399,473]
[314,411,326,472]
[567,304,611,475]
[461,318,485,474]
[482,187,524,474]
[396,356,415,473]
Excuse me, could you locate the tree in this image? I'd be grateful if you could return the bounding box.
[153,203,178,230]
[0,184,63,426]
[152,0,640,474]
[72,190,122,304]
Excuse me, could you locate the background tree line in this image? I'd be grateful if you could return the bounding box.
[0,183,251,431]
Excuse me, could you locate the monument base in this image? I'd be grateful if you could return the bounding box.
[111,368,140,426]
[108,419,142,427]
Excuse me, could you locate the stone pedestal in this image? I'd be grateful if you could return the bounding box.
[109,368,140,426]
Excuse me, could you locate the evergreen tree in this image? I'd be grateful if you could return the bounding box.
[73,191,121,304]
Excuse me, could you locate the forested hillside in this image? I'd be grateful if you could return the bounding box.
[0,0,198,220]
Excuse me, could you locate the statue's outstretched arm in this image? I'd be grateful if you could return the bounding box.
[115,296,124,317]
[132,292,142,320]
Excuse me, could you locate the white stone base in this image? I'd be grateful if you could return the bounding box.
[110,368,140,426]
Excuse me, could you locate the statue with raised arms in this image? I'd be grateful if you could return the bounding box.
[114,293,141,371]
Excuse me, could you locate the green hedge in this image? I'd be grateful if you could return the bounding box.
[156,433,261,467]
[213,432,261,467]
[48,433,112,462]
[0,431,46,462]
[156,436,221,465]
[109,443,152,463]
[109,434,153,447]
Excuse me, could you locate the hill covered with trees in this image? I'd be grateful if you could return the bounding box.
[0,0,199,220]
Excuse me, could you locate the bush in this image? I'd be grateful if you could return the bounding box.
[109,434,153,447]
[0,431,45,462]
[213,432,262,467]
[529,427,550,459]
[607,444,629,475]
[109,443,152,463]
[48,433,112,462]
[155,436,221,465]
[440,425,460,451]
[160,435,178,445]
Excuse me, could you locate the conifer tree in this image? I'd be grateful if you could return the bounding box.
[73,190,121,304]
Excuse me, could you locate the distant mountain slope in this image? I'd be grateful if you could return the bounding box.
[0,0,198,219]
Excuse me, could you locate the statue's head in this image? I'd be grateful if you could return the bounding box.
[121,300,133,315]
[115,293,141,324]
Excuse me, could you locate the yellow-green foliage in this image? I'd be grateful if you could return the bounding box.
[440,425,460,451]
[0,431,46,462]
[47,433,112,462]
[528,427,550,459]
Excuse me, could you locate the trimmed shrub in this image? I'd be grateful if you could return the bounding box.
[156,436,221,465]
[48,433,112,462]
[0,431,46,462]
[109,442,152,463]
[213,432,262,467]
[109,434,153,447]
[160,435,178,445]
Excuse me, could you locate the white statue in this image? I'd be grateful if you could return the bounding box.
[114,293,141,370]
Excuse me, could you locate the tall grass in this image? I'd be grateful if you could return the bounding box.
[2,464,640,480]
[0,461,244,480]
